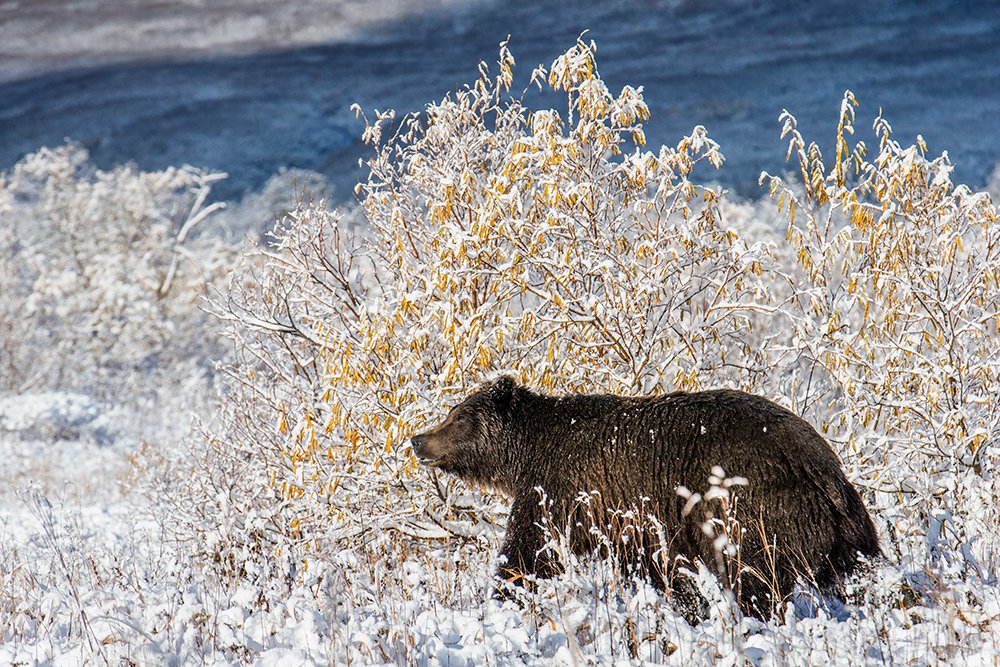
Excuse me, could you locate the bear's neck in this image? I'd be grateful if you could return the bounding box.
[482,386,540,496]
[503,388,647,496]
[501,389,584,492]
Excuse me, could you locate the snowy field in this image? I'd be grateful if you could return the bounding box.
[2,3,1000,666]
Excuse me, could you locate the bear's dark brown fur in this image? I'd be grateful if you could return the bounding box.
[410,377,880,618]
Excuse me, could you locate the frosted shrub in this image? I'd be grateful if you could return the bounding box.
[187,38,777,587]
[762,95,1000,633]
[163,40,999,664]
[0,144,234,398]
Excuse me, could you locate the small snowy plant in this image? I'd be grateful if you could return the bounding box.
[677,466,750,613]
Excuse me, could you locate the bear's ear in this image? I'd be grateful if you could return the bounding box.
[488,375,518,404]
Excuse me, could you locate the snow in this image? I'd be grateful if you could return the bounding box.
[0,392,107,441]
[0,423,994,662]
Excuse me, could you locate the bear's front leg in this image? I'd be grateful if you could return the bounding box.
[494,495,563,601]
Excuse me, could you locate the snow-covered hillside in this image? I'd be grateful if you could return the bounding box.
[2,0,999,200]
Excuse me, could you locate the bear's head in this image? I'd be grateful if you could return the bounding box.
[410,376,519,494]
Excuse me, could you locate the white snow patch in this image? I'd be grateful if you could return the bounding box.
[0,392,101,435]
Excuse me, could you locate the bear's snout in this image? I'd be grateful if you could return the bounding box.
[410,432,443,465]
[411,407,473,466]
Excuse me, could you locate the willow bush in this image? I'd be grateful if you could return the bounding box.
[183,38,779,583]
[762,94,999,570]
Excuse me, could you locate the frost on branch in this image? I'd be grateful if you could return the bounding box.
[354,36,771,400]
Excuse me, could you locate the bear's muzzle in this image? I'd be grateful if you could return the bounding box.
[410,433,443,466]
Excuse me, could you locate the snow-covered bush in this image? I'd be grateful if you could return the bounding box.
[151,39,1000,664]
[0,144,234,399]
[176,37,778,589]
[761,94,999,588]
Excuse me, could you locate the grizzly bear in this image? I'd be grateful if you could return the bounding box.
[410,376,880,619]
